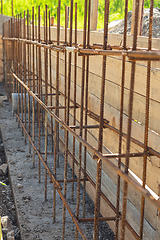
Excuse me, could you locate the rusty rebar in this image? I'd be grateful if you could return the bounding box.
[75,0,87,238]
[120,0,140,239]
[32,7,35,168]
[139,0,153,239]
[83,0,91,218]
[93,0,109,239]
[17,15,20,128]
[115,1,128,239]
[49,11,54,153]
[20,13,24,136]
[23,11,27,145]
[27,10,31,154]
[44,5,48,202]
[71,2,77,201]
[53,1,60,223]
[11,18,14,97]
[3,35,160,60]
[38,6,42,183]
[64,5,68,124]
[62,0,73,238]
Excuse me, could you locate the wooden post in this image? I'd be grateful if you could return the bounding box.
[131,0,144,36]
[91,0,98,31]
[51,16,54,26]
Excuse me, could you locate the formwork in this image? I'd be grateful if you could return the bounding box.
[2,0,160,239]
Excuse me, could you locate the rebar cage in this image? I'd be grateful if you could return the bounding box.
[2,0,160,239]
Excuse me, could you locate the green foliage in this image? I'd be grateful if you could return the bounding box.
[1,0,160,29]
[144,0,160,8]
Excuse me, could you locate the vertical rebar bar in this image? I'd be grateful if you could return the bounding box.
[17,15,20,128]
[32,7,35,168]
[55,4,60,167]
[19,13,24,136]
[53,1,60,222]
[49,11,54,153]
[62,0,73,238]
[45,4,48,202]
[115,1,128,239]
[139,0,153,239]
[13,16,16,93]
[71,2,77,201]
[120,0,140,239]
[75,0,87,238]
[11,17,14,94]
[5,20,7,87]
[42,10,45,135]
[2,23,5,85]
[35,14,38,111]
[27,10,31,154]
[83,0,91,218]
[6,21,8,92]
[64,5,68,124]
[93,0,109,239]
[38,6,42,183]
[15,16,18,98]
[23,11,27,145]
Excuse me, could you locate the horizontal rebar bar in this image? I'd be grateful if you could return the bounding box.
[2,37,160,61]
[78,217,116,222]
[93,151,153,159]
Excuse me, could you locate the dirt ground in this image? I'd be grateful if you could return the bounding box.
[0,129,20,240]
[0,82,115,240]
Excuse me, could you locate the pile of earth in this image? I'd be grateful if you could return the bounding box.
[109,8,160,38]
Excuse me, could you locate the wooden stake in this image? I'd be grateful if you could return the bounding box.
[51,16,54,26]
[131,0,144,36]
[91,0,99,31]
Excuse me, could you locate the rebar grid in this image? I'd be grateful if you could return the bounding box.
[2,0,160,239]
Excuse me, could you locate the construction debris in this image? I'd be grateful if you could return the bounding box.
[0,164,8,176]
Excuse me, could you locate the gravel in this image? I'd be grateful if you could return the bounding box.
[109,8,160,38]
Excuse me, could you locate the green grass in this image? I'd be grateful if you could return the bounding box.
[2,0,160,29]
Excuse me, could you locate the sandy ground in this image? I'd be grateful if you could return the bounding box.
[0,82,115,240]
